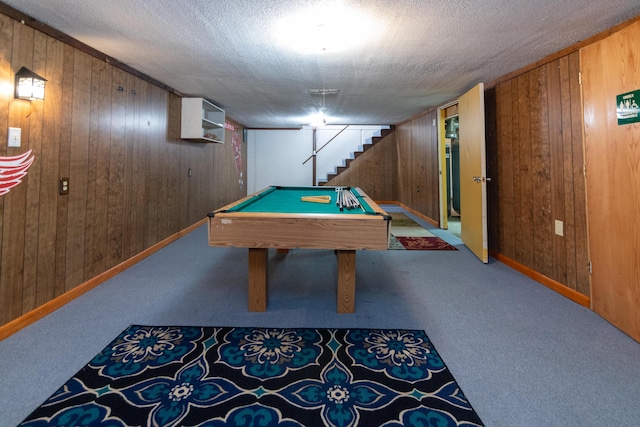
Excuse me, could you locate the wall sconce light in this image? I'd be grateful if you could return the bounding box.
[15,67,47,100]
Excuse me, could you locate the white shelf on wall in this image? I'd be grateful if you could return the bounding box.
[181,97,225,143]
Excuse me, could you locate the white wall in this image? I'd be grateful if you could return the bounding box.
[247,129,314,193]
[247,126,387,194]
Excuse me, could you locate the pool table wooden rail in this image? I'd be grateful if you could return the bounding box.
[208,213,389,250]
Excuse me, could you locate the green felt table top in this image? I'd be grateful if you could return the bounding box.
[225,186,379,215]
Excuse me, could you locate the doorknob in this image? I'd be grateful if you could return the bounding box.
[472,176,492,183]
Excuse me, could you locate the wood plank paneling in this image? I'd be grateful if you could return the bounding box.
[22,30,47,313]
[568,52,589,296]
[325,131,397,202]
[65,51,91,291]
[107,68,127,268]
[496,81,515,259]
[395,111,439,222]
[487,51,589,296]
[517,73,534,267]
[0,10,247,327]
[396,125,412,204]
[532,65,554,277]
[2,20,33,324]
[35,37,64,307]
[55,43,75,297]
[547,60,567,283]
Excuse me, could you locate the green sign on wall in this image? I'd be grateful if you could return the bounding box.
[617,89,640,125]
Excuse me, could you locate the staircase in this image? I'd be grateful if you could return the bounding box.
[318,126,394,185]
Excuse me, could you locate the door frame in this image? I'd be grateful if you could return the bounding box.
[437,100,459,229]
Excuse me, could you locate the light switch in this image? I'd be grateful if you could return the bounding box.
[555,220,564,236]
[8,127,21,147]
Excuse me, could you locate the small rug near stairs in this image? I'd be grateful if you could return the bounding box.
[19,325,483,427]
[389,213,457,251]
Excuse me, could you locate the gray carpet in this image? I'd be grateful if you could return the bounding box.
[1,205,639,426]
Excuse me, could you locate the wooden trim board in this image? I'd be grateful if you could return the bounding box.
[491,251,590,308]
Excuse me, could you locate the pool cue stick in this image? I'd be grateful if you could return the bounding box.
[343,189,350,209]
[342,188,357,209]
[349,190,365,212]
[346,190,356,209]
[347,189,364,211]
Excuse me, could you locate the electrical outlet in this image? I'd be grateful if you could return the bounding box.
[59,177,69,195]
[555,220,564,236]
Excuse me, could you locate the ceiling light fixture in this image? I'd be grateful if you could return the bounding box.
[309,111,328,127]
[307,72,339,127]
[275,2,377,53]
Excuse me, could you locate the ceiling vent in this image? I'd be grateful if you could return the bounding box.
[309,89,340,96]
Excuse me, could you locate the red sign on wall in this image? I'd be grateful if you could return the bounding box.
[0,150,35,196]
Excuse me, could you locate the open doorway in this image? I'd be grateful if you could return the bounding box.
[438,101,461,238]
[444,115,461,238]
[438,84,488,262]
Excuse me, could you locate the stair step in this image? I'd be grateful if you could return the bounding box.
[322,126,394,184]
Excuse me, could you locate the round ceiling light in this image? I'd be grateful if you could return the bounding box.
[275,2,378,53]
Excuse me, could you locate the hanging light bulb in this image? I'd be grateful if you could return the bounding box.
[309,110,327,127]
[307,70,334,127]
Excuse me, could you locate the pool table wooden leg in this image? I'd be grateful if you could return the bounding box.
[337,250,356,313]
[248,248,268,311]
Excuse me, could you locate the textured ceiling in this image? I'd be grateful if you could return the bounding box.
[3,0,640,128]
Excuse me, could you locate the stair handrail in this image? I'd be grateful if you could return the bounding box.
[302,125,350,165]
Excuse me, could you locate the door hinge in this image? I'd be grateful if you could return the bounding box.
[579,72,583,85]
[588,261,592,274]
[583,164,587,177]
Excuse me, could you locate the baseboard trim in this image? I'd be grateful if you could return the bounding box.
[0,218,207,341]
[491,252,591,308]
[379,202,590,308]
[394,202,439,227]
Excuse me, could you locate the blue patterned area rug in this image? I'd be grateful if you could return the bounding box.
[19,326,483,427]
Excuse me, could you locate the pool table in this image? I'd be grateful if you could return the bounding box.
[207,186,391,313]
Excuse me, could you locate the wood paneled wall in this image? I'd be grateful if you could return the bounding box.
[486,52,590,296]
[325,132,397,201]
[395,111,440,221]
[0,12,247,326]
[391,54,589,298]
